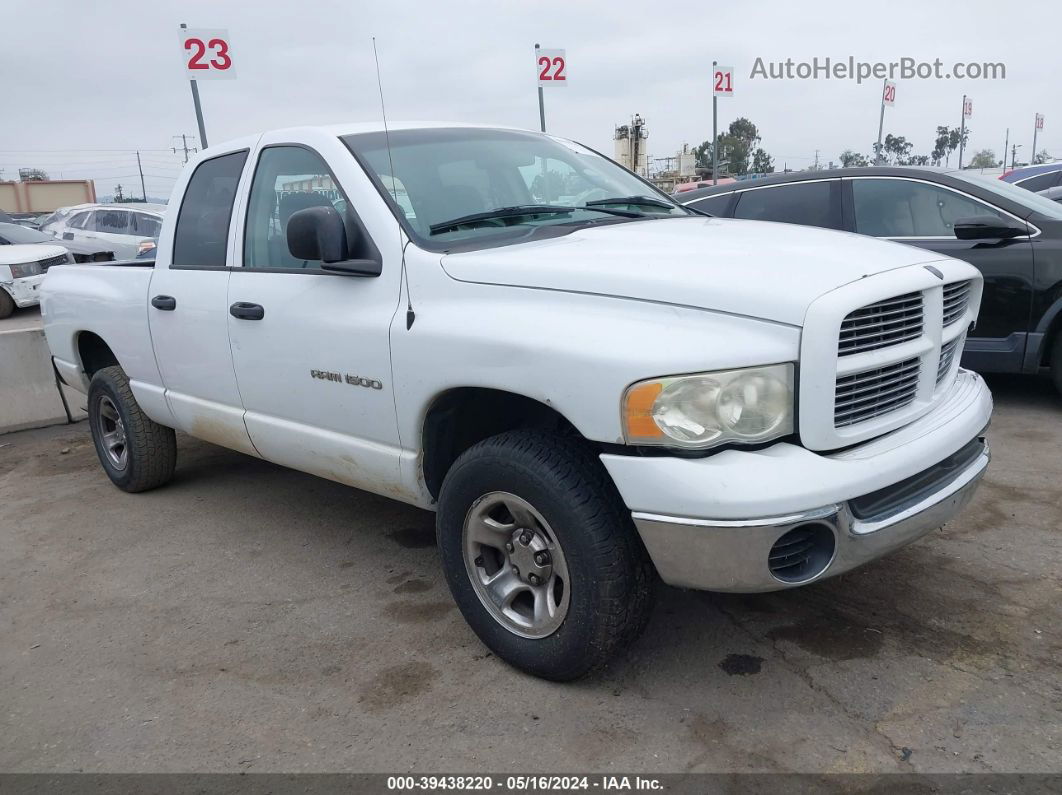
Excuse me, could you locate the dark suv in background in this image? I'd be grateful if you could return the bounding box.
[680,167,1062,394]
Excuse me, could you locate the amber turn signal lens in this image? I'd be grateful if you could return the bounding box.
[623,381,664,439]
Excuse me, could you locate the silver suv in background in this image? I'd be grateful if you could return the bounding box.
[44,203,165,260]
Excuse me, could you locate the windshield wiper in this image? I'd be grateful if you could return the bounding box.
[429,204,640,235]
[585,195,676,210]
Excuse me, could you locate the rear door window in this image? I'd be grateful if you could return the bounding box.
[68,211,93,230]
[94,209,133,234]
[732,181,840,229]
[686,193,734,216]
[172,151,248,268]
[1015,171,1062,192]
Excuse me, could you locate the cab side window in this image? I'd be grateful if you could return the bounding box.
[172,151,248,268]
[68,211,93,230]
[852,179,1007,238]
[244,146,350,269]
[732,181,840,229]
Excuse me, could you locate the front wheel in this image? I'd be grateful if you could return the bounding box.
[437,430,655,680]
[88,365,177,492]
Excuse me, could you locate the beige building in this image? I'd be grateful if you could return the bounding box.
[0,180,97,213]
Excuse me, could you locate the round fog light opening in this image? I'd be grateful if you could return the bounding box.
[768,523,836,584]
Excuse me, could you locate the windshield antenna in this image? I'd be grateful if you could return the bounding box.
[372,37,414,330]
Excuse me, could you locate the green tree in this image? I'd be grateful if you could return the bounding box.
[751,148,775,174]
[968,149,998,169]
[693,118,768,176]
[931,126,950,166]
[1033,149,1053,165]
[839,150,869,167]
[883,134,913,165]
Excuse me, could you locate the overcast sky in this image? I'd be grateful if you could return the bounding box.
[4,0,1058,201]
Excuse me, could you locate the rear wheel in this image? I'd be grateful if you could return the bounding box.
[88,365,177,492]
[437,430,655,680]
[0,290,14,319]
[1052,332,1062,397]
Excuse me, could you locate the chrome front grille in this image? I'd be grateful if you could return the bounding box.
[37,254,68,271]
[942,280,972,326]
[838,292,923,356]
[937,338,960,385]
[834,358,920,428]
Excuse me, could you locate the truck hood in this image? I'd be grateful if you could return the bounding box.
[0,243,68,267]
[440,217,947,326]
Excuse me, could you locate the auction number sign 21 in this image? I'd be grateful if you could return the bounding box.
[180,29,237,79]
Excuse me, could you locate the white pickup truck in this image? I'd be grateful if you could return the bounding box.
[42,123,993,680]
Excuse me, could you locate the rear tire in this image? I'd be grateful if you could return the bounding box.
[87,365,177,492]
[437,430,655,681]
[0,290,14,319]
[1052,332,1062,397]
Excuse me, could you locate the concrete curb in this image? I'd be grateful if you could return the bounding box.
[0,327,86,434]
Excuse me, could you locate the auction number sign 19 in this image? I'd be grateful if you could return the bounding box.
[537,49,567,87]
[713,65,734,97]
[179,29,236,79]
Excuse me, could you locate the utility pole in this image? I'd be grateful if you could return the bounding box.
[874,78,887,165]
[114,184,125,203]
[1031,114,1041,165]
[136,151,147,201]
[1003,128,1009,170]
[181,23,209,148]
[814,150,820,170]
[1012,144,1021,170]
[712,60,718,185]
[172,134,198,164]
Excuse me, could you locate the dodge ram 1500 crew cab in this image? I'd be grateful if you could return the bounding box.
[42,123,993,680]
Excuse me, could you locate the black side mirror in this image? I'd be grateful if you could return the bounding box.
[286,206,382,276]
[953,215,1027,241]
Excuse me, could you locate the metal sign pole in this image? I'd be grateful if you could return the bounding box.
[875,79,886,165]
[958,95,967,170]
[181,23,209,148]
[535,43,546,132]
[712,60,718,185]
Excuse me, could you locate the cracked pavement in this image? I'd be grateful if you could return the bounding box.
[0,374,1059,773]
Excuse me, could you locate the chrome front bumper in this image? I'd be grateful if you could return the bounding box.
[631,439,989,592]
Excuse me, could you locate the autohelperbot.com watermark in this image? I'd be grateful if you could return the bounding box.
[750,57,1005,83]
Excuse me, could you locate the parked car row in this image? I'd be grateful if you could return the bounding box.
[679,167,1062,394]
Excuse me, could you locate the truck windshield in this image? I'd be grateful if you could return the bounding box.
[342,128,690,250]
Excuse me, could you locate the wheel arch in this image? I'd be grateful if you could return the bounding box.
[420,387,589,500]
[76,330,121,378]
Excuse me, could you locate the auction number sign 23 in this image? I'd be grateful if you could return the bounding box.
[180,29,236,80]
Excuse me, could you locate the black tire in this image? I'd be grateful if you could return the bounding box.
[1052,333,1062,397]
[87,365,177,493]
[0,290,14,320]
[437,430,655,681]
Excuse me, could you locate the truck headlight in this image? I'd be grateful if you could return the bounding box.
[622,363,795,449]
[9,262,42,279]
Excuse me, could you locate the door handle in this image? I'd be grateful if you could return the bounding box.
[151,295,177,311]
[229,302,265,320]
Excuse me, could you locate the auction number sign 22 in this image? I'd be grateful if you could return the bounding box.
[537,49,567,86]
[180,29,237,79]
